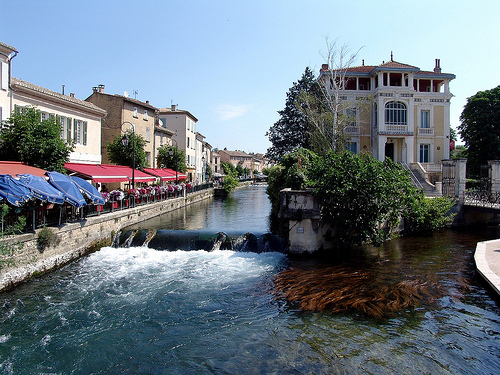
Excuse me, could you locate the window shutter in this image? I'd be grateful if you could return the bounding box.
[82,121,87,145]
[1,62,8,90]
[73,119,78,142]
[67,118,72,143]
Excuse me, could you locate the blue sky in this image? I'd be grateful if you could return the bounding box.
[2,0,499,154]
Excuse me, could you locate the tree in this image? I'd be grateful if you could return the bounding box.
[265,67,320,161]
[0,106,74,172]
[156,144,187,173]
[106,131,148,169]
[221,162,236,176]
[458,85,500,177]
[300,39,364,155]
[220,162,238,194]
[266,149,454,249]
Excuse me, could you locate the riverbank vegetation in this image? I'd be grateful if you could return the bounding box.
[266,149,455,249]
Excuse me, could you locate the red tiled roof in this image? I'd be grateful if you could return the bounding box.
[0,161,47,177]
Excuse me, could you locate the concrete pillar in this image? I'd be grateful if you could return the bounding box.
[456,159,467,202]
[488,160,500,194]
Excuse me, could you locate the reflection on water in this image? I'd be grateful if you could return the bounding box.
[0,185,499,374]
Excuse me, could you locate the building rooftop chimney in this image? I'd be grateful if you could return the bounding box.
[171,104,177,111]
[434,59,441,73]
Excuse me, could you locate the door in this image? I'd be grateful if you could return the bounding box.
[385,142,394,161]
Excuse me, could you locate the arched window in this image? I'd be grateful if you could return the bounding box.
[385,101,407,125]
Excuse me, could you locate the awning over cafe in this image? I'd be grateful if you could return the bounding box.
[0,161,47,177]
[65,163,129,183]
[64,163,156,184]
[143,168,187,181]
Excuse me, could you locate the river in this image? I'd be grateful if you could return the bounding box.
[0,185,499,374]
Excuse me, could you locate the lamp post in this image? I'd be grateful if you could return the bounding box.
[202,155,206,183]
[169,138,179,184]
[121,121,135,190]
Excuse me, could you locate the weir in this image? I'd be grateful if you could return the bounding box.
[115,229,285,253]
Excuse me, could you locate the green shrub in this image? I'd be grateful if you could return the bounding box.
[37,226,57,253]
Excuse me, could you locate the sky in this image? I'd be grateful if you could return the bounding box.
[2,0,500,154]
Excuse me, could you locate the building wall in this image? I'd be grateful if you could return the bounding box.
[159,108,198,181]
[12,86,104,164]
[87,91,157,167]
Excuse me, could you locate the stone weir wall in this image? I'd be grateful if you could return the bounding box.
[0,189,213,292]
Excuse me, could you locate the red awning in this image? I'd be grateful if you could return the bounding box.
[106,165,157,183]
[143,168,187,181]
[65,163,129,183]
[0,161,47,177]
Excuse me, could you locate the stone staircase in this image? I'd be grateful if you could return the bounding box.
[404,163,441,197]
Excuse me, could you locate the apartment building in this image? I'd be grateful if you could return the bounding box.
[318,56,455,168]
[218,149,264,175]
[11,78,106,164]
[158,105,199,181]
[86,85,157,166]
[0,41,17,125]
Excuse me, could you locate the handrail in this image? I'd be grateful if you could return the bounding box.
[401,162,423,190]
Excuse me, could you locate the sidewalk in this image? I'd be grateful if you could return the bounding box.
[474,239,500,297]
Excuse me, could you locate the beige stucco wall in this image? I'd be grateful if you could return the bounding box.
[12,92,103,164]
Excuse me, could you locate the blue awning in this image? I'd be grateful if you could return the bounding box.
[0,174,32,207]
[18,174,65,204]
[70,176,105,205]
[47,171,86,207]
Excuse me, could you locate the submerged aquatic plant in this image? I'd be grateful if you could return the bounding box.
[273,265,446,319]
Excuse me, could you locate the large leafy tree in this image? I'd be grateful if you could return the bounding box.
[266,149,454,249]
[265,67,320,161]
[458,85,500,177]
[106,131,148,169]
[0,106,74,172]
[156,144,187,173]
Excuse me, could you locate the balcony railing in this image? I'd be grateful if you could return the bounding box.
[418,127,434,136]
[379,124,413,135]
[344,126,360,135]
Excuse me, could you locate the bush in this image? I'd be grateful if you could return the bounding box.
[37,226,57,253]
[403,195,456,234]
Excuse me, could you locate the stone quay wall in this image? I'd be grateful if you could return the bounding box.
[0,188,213,292]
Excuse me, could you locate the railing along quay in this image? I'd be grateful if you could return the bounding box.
[464,190,500,210]
[3,183,213,233]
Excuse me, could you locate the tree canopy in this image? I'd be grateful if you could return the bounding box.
[458,85,500,177]
[265,67,320,161]
[106,131,148,169]
[0,106,74,173]
[156,144,187,173]
[266,149,454,249]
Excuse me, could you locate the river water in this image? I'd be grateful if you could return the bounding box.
[1,185,500,374]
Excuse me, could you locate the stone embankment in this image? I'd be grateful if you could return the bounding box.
[475,239,500,297]
[0,188,213,292]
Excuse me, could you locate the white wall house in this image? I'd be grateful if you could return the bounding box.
[0,41,17,125]
[318,57,455,167]
[158,105,199,182]
[11,78,106,164]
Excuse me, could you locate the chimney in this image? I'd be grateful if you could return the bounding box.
[146,100,149,105]
[321,63,329,71]
[434,59,441,73]
[70,93,75,98]
[171,104,177,111]
[98,84,105,93]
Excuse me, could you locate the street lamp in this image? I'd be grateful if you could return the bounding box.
[169,138,179,184]
[121,121,135,190]
[202,155,206,183]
